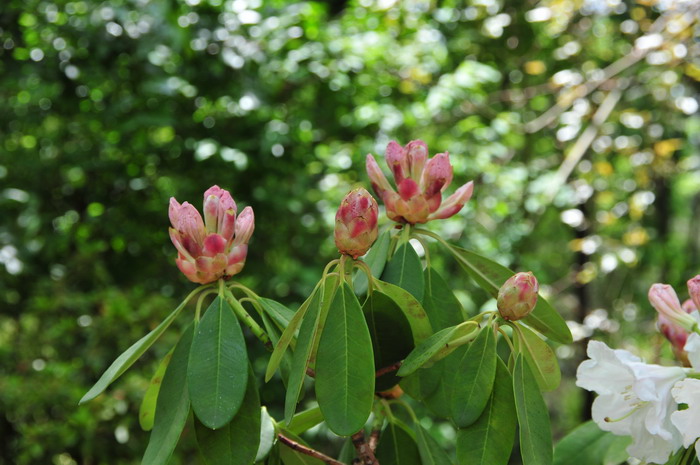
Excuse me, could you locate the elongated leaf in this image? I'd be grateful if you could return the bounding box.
[284,277,336,423]
[256,407,277,462]
[514,324,561,391]
[514,354,553,465]
[457,359,516,465]
[261,312,292,386]
[80,300,188,404]
[364,291,414,391]
[415,423,453,465]
[375,421,421,465]
[286,406,324,435]
[451,327,497,427]
[382,242,424,302]
[337,438,357,463]
[141,325,193,465]
[315,283,375,436]
[266,279,322,382]
[139,348,174,431]
[258,297,295,329]
[375,281,433,344]
[354,229,391,295]
[448,246,572,344]
[398,326,459,377]
[195,365,261,465]
[553,421,630,465]
[422,268,463,330]
[188,296,248,429]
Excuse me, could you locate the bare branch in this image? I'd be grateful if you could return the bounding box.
[278,433,346,465]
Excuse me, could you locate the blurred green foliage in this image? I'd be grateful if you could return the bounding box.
[1,0,698,463]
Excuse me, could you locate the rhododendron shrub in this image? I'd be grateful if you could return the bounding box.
[82,140,585,465]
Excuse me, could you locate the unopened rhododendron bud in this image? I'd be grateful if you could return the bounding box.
[689,275,700,311]
[334,188,378,259]
[654,277,700,366]
[169,185,254,284]
[497,272,539,321]
[649,284,697,333]
[366,140,474,224]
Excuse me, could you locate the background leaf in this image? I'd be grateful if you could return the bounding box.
[363,290,415,391]
[139,347,173,431]
[188,296,248,429]
[514,324,561,391]
[457,358,516,465]
[415,423,453,465]
[553,421,631,465]
[194,365,261,465]
[382,242,425,302]
[375,421,421,465]
[450,327,497,428]
[315,283,375,436]
[422,268,463,330]
[514,354,553,465]
[141,325,193,465]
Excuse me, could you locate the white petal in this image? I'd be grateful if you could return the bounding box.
[685,333,700,370]
[626,427,680,464]
[591,394,636,436]
[576,341,635,394]
[671,379,700,448]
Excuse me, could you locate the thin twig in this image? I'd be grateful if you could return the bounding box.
[375,362,402,378]
[277,433,346,465]
[351,431,379,465]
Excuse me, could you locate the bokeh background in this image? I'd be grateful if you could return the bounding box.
[1,0,699,463]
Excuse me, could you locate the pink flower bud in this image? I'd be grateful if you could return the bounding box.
[366,140,473,224]
[688,275,700,312]
[497,272,539,321]
[334,188,379,259]
[169,186,253,284]
[649,284,697,332]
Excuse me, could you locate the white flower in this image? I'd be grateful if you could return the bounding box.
[576,340,686,464]
[670,378,700,458]
[685,332,700,369]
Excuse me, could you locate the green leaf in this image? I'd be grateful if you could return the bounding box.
[188,296,248,429]
[422,268,463,330]
[256,407,277,462]
[284,277,336,424]
[398,327,456,377]
[415,423,453,465]
[338,438,357,463]
[141,325,193,465]
[448,246,572,344]
[194,365,261,465]
[375,421,421,465]
[354,229,391,295]
[261,312,292,386]
[258,297,296,329]
[375,281,433,344]
[514,324,561,391]
[450,327,497,428]
[382,242,424,302]
[80,299,188,404]
[457,358,516,465]
[139,347,174,431]
[266,280,322,382]
[286,406,324,435]
[363,291,415,391]
[315,282,375,436]
[514,354,553,465]
[553,421,630,465]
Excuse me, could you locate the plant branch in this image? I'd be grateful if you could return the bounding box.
[375,362,402,378]
[351,431,380,465]
[224,290,272,350]
[277,433,346,465]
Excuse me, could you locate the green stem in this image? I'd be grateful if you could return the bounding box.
[224,289,272,351]
[194,289,218,322]
[387,399,419,423]
[227,282,259,300]
[353,259,376,294]
[496,324,516,353]
[379,399,396,423]
[411,234,431,268]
